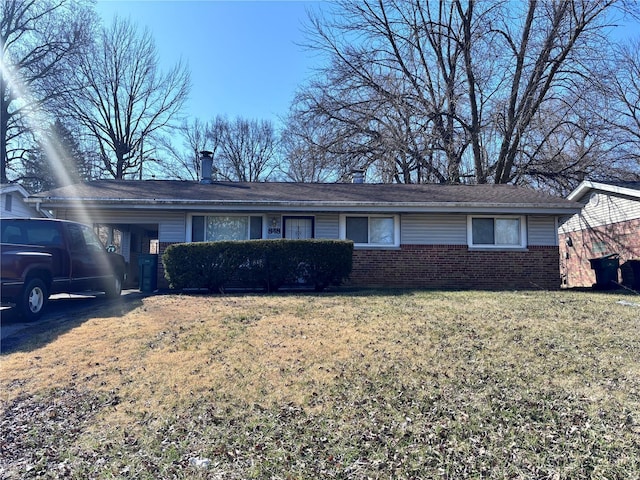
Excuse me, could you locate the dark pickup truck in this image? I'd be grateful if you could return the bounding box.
[1,218,126,320]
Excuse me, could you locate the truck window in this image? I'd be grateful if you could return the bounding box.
[1,221,63,245]
[2,224,23,243]
[26,224,62,245]
[67,224,86,252]
[80,224,105,252]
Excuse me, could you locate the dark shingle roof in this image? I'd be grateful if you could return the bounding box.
[31,180,580,213]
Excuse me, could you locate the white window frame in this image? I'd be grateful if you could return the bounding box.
[187,214,266,242]
[339,214,400,248]
[467,215,527,249]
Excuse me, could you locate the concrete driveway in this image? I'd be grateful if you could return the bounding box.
[1,289,145,353]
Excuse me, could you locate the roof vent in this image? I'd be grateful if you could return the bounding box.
[351,169,365,184]
[200,151,213,184]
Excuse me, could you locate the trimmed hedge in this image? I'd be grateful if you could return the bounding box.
[163,239,353,292]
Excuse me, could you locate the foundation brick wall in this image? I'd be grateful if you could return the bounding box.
[157,242,561,291]
[348,244,561,290]
[559,218,640,288]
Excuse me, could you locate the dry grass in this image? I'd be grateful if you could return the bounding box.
[2,290,640,479]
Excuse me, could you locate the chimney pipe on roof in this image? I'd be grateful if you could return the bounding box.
[351,169,365,184]
[200,150,213,184]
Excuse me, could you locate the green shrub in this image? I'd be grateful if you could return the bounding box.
[163,240,353,292]
[162,242,246,292]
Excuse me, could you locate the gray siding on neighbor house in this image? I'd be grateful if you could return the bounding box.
[527,216,558,246]
[315,214,340,239]
[2,193,40,218]
[560,192,640,233]
[401,214,468,245]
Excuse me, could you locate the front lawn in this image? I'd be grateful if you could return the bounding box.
[1,290,639,479]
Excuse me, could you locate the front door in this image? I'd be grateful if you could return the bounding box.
[283,216,314,239]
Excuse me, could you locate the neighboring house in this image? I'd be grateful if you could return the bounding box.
[558,181,640,288]
[1,184,50,218]
[27,177,580,290]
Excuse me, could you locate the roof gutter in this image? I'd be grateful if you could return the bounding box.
[29,197,581,215]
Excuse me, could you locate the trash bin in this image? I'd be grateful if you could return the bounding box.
[589,253,619,290]
[628,259,640,291]
[138,254,158,292]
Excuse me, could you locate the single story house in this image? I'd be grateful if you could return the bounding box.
[1,184,50,218]
[27,178,581,290]
[558,181,640,288]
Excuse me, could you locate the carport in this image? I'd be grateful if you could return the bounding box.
[95,223,159,290]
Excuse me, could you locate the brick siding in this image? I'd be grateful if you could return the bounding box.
[559,218,640,288]
[348,245,561,290]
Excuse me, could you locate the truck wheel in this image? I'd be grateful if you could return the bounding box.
[105,274,123,299]
[19,278,48,321]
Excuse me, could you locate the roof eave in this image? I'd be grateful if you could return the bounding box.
[29,197,580,215]
[1,184,30,198]
[568,181,640,202]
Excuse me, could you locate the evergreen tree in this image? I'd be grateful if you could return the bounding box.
[21,120,91,192]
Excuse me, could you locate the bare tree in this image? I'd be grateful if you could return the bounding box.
[0,0,96,183]
[212,117,279,182]
[156,118,211,181]
[602,38,640,173]
[292,0,629,189]
[487,1,616,184]
[290,0,488,184]
[286,66,448,183]
[64,16,190,179]
[280,109,350,182]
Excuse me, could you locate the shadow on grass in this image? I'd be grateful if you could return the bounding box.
[173,283,640,299]
[5,285,636,355]
[0,291,146,355]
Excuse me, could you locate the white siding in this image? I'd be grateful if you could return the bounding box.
[315,214,340,239]
[527,216,558,246]
[1,193,41,218]
[121,231,131,262]
[57,210,187,243]
[158,214,187,242]
[560,192,640,233]
[401,214,467,245]
[403,214,558,246]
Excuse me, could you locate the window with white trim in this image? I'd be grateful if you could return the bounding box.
[341,215,399,247]
[191,215,263,241]
[468,216,526,248]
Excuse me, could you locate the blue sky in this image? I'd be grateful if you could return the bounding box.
[95,1,638,129]
[96,1,324,125]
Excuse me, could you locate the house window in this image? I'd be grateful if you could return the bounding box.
[4,194,12,212]
[191,215,263,242]
[341,215,399,247]
[468,216,526,248]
